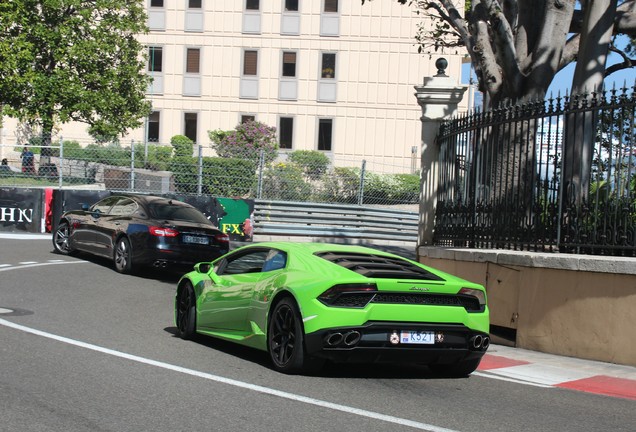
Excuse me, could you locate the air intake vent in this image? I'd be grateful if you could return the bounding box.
[315,252,444,281]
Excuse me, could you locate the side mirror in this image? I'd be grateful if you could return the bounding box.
[195,262,211,273]
[194,262,223,285]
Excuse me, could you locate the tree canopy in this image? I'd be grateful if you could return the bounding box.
[0,0,151,142]
[364,1,636,107]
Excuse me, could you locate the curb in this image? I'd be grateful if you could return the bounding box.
[477,346,636,400]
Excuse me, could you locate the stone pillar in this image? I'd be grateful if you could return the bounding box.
[414,58,467,247]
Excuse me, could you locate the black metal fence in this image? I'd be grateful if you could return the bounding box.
[434,84,636,256]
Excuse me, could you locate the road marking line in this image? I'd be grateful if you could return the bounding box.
[0,318,460,432]
[0,233,50,240]
[472,371,553,388]
[0,264,10,268]
[19,261,38,265]
[0,261,88,272]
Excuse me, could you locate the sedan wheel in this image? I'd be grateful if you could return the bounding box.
[114,237,133,274]
[52,222,75,255]
[176,282,196,340]
[268,298,323,374]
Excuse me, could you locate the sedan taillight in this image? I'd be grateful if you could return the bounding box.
[149,226,179,237]
[215,233,230,243]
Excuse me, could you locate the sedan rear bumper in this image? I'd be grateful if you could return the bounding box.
[304,321,489,365]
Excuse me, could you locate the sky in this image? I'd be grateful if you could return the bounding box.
[547,52,635,97]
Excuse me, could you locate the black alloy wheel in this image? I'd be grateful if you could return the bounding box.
[114,237,133,274]
[53,221,75,255]
[268,297,323,374]
[176,282,196,340]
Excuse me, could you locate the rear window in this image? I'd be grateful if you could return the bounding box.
[148,202,211,224]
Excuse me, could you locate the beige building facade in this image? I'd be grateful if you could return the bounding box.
[1,0,468,173]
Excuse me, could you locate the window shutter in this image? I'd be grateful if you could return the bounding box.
[283,52,296,64]
[244,51,258,75]
[186,49,200,73]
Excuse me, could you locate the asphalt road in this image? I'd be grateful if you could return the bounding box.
[1,237,634,432]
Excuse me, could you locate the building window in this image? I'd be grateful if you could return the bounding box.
[281,0,300,34]
[186,48,200,73]
[318,119,333,151]
[185,0,204,32]
[241,50,259,99]
[243,50,258,76]
[279,117,294,149]
[321,53,336,79]
[324,0,338,13]
[147,111,160,142]
[184,113,198,143]
[148,0,165,31]
[241,115,256,123]
[243,0,261,33]
[320,0,339,36]
[282,52,297,77]
[148,47,162,72]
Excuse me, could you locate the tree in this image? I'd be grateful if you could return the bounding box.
[363,1,636,107]
[364,0,636,207]
[208,120,279,164]
[0,0,151,150]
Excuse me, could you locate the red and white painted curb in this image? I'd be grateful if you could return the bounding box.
[475,353,636,400]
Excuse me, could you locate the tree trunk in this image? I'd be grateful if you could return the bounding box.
[563,0,618,206]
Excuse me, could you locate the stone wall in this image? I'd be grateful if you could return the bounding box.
[418,247,636,367]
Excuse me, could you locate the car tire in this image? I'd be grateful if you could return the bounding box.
[176,282,196,340]
[52,221,76,255]
[268,297,323,375]
[429,358,482,377]
[114,236,133,274]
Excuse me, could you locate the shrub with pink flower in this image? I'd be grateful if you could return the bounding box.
[209,120,278,163]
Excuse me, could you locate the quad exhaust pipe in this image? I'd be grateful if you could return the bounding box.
[153,260,168,268]
[471,335,490,350]
[325,331,361,347]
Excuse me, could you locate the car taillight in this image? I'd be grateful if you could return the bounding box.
[149,226,179,237]
[215,233,230,243]
[318,283,378,306]
[458,287,486,306]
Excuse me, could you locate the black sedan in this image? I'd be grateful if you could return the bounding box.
[53,194,230,274]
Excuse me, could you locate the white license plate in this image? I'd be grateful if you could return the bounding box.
[400,331,435,344]
[183,235,209,245]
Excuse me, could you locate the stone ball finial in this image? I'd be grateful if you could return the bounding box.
[435,58,448,77]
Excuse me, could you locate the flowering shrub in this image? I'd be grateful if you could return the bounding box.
[209,121,278,163]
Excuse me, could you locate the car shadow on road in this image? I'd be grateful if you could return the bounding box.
[164,326,273,369]
[50,249,185,282]
[163,326,455,380]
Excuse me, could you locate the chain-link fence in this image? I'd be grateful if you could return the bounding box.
[0,140,420,207]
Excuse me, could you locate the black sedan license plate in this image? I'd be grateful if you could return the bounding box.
[183,235,209,245]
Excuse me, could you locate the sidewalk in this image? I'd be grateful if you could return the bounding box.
[476,344,636,400]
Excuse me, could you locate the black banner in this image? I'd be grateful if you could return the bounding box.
[0,188,44,233]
